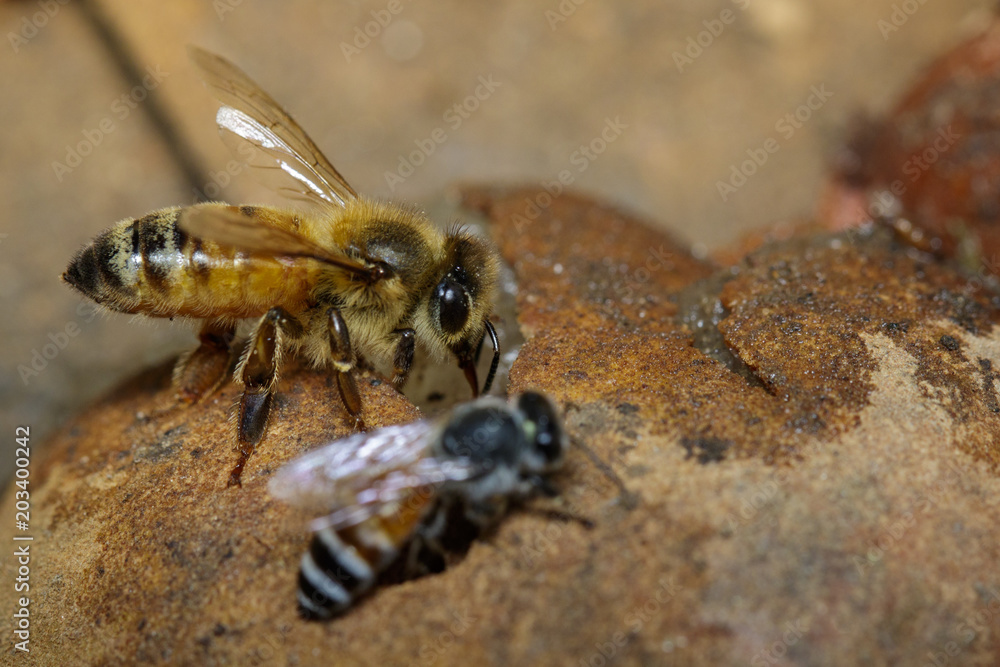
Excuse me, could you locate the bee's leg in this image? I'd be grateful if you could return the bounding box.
[229,307,304,487]
[173,319,236,403]
[464,498,508,528]
[405,504,449,577]
[389,328,416,390]
[327,308,365,430]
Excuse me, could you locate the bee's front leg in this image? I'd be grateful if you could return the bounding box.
[173,319,236,403]
[390,328,416,390]
[229,307,304,487]
[327,308,365,430]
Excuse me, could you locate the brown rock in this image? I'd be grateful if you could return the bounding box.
[5,186,1000,666]
[468,186,1000,665]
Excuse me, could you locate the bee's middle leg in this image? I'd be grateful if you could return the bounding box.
[326,308,366,430]
[173,319,236,403]
[404,503,449,577]
[228,307,304,487]
[390,328,416,390]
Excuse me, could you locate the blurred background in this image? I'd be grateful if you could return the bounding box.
[1,0,995,483]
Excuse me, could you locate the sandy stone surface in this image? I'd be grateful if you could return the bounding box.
[2,185,1000,665]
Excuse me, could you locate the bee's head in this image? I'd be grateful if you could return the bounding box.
[515,392,565,475]
[440,400,522,470]
[428,230,500,396]
[438,393,564,500]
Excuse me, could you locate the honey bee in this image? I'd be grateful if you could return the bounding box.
[268,391,565,620]
[62,48,501,486]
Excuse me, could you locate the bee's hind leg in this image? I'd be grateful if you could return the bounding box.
[327,308,366,431]
[173,319,236,403]
[228,307,304,487]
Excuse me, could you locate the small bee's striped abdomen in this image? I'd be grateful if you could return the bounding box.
[295,491,440,620]
[297,526,385,620]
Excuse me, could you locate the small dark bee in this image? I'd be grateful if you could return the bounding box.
[268,391,565,620]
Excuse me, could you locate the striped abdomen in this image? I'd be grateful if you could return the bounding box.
[297,492,439,619]
[63,205,318,318]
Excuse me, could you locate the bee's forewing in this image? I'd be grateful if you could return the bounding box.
[268,420,478,527]
[189,46,358,210]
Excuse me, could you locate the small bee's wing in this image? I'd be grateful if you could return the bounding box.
[189,46,358,210]
[269,420,480,530]
[178,205,374,277]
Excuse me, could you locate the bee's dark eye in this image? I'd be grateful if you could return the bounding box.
[517,392,564,465]
[434,276,470,335]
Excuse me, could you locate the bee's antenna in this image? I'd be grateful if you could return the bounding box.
[481,319,500,394]
[569,434,639,510]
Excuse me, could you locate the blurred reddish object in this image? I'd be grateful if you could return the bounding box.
[820,19,1000,268]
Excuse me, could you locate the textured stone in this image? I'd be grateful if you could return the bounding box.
[7,185,1000,665]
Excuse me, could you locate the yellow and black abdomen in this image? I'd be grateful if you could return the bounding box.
[64,206,316,319]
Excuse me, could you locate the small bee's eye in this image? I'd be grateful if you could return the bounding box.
[434,276,470,335]
[517,392,564,466]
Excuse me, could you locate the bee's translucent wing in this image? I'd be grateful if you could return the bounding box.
[268,420,480,530]
[177,205,374,277]
[189,46,358,211]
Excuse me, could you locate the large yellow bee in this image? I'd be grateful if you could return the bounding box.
[62,48,501,486]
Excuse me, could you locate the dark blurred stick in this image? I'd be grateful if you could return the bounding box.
[76,0,213,201]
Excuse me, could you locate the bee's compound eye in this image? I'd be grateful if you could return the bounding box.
[517,392,564,466]
[434,277,470,335]
[441,407,521,468]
